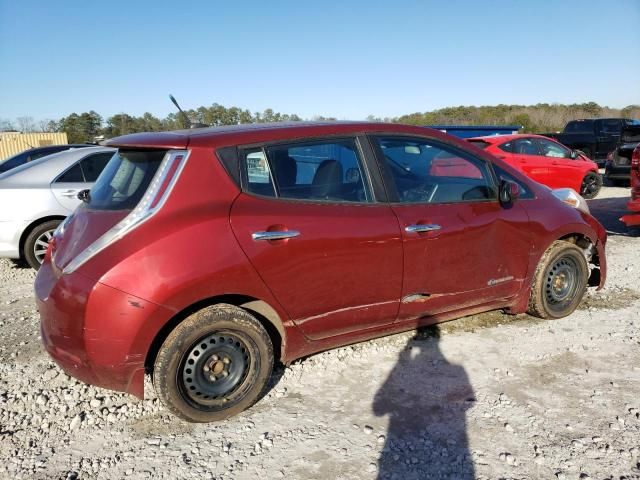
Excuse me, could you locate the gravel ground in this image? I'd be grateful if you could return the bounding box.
[0,186,639,480]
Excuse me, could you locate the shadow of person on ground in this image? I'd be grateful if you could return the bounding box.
[373,326,475,480]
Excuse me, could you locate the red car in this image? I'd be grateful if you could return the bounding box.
[468,134,602,199]
[36,122,607,422]
[621,144,640,227]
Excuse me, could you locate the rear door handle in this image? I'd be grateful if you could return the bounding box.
[252,230,300,241]
[405,224,441,233]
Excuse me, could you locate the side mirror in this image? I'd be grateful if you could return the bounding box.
[77,189,91,202]
[499,180,520,205]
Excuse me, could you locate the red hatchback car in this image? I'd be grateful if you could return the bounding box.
[468,134,602,199]
[36,122,607,422]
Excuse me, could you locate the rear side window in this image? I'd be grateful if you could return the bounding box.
[497,141,514,153]
[88,149,166,210]
[242,138,371,203]
[56,163,84,183]
[467,140,491,149]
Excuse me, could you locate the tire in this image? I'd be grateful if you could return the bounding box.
[528,240,589,319]
[580,172,602,199]
[23,220,61,270]
[153,304,274,422]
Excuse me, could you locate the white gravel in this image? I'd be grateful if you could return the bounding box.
[0,186,639,479]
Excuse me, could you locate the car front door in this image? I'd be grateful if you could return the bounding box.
[534,137,584,191]
[511,138,550,185]
[50,152,113,211]
[370,135,532,322]
[230,136,403,340]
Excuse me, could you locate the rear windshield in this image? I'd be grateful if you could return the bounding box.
[467,139,491,149]
[564,120,594,133]
[88,149,166,210]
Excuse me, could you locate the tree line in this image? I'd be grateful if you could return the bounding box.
[2,102,639,144]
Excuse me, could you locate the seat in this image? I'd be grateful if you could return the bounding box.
[272,150,298,195]
[312,159,343,199]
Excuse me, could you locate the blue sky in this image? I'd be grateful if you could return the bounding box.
[1,0,639,122]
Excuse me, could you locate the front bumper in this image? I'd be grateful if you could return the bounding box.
[0,220,27,258]
[36,259,173,399]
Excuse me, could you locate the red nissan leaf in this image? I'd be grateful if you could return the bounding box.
[36,122,607,422]
[468,134,602,199]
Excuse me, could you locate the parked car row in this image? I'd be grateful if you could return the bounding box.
[32,122,607,422]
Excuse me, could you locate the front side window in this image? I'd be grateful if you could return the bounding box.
[80,152,114,182]
[374,136,496,204]
[243,138,371,203]
[535,138,571,159]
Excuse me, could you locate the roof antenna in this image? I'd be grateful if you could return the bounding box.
[169,94,208,129]
[169,94,191,129]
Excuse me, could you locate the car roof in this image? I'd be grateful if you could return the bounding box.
[105,121,458,150]
[0,146,115,187]
[468,133,553,144]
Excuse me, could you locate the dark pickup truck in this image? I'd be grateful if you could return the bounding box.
[605,124,640,185]
[546,118,639,166]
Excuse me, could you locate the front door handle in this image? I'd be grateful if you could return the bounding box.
[405,224,441,233]
[252,230,300,241]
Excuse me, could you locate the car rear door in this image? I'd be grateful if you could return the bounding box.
[534,137,584,191]
[370,135,531,321]
[51,152,114,211]
[230,136,403,340]
[511,138,550,185]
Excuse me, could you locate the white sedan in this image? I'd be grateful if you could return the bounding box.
[0,146,115,269]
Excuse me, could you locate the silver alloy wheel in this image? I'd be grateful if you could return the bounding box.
[33,229,54,264]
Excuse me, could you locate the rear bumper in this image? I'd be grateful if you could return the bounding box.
[0,220,26,258]
[36,260,173,399]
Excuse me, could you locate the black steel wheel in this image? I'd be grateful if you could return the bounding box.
[528,240,589,319]
[580,172,602,199]
[153,304,273,422]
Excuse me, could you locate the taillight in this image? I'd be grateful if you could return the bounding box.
[62,150,189,274]
[632,145,640,172]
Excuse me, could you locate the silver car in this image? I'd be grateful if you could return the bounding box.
[0,146,115,269]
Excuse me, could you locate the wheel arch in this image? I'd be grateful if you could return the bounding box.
[144,294,286,374]
[553,232,601,287]
[18,215,66,259]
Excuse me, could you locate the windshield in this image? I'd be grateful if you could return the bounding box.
[88,149,166,210]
